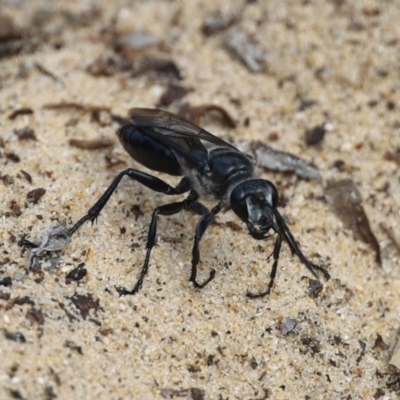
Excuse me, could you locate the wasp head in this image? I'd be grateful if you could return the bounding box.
[230,179,279,239]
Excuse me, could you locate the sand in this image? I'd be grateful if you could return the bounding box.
[1,1,399,399]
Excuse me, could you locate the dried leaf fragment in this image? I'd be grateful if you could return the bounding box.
[8,108,34,120]
[239,140,321,180]
[26,221,71,270]
[69,293,100,320]
[324,179,381,264]
[69,138,114,150]
[26,188,46,204]
[223,28,267,72]
[178,103,237,128]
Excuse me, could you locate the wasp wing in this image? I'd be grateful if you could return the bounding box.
[123,110,204,168]
[127,108,239,166]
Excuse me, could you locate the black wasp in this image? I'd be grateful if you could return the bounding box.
[70,108,330,297]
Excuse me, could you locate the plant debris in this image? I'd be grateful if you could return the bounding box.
[301,337,321,355]
[18,170,33,184]
[305,125,326,146]
[324,179,381,264]
[43,102,108,112]
[0,14,39,59]
[25,221,71,270]
[202,9,239,36]
[13,127,36,141]
[42,102,112,126]
[5,152,20,163]
[1,174,15,185]
[132,56,183,80]
[223,28,267,73]
[26,307,45,325]
[157,84,189,107]
[86,52,132,77]
[34,62,64,85]
[65,263,87,283]
[57,301,79,323]
[8,108,34,120]
[115,31,159,51]
[281,317,297,335]
[238,140,321,180]
[177,103,237,128]
[306,278,324,298]
[4,330,27,343]
[64,340,83,355]
[43,103,114,126]
[69,293,101,320]
[5,296,35,311]
[69,138,114,150]
[26,188,46,204]
[0,277,12,287]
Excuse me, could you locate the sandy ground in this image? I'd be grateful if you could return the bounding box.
[1,0,400,399]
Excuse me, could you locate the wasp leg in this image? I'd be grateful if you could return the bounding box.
[117,191,199,296]
[274,210,330,281]
[70,169,191,235]
[190,201,209,216]
[246,232,283,298]
[190,203,222,289]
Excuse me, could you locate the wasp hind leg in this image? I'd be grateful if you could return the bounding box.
[117,191,199,296]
